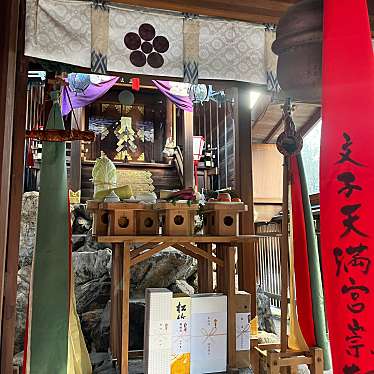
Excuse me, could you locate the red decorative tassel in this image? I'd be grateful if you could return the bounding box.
[132,78,140,91]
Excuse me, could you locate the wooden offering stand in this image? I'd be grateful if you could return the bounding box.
[88,200,263,374]
[154,202,198,236]
[204,202,247,236]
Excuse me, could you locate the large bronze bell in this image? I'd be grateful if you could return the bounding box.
[272,0,323,103]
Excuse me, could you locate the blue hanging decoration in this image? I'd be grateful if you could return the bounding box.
[189,84,225,106]
[67,73,91,95]
[188,84,208,104]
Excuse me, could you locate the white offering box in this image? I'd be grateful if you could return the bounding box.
[172,296,191,357]
[144,288,173,374]
[190,294,227,374]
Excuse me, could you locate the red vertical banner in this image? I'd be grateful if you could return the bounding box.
[321,1,374,373]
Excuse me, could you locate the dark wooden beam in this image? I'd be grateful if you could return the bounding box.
[110,0,284,24]
[297,107,321,138]
[1,1,27,370]
[0,0,21,344]
[236,84,257,318]
[263,116,283,144]
[183,111,194,189]
[251,94,272,131]
[69,108,84,193]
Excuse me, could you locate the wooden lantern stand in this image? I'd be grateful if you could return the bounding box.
[254,100,324,374]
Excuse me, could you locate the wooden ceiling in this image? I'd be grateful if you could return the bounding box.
[113,0,374,27]
[252,98,321,143]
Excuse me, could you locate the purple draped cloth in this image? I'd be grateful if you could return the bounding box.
[61,74,119,116]
[152,80,193,112]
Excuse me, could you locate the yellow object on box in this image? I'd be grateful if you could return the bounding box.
[93,185,133,201]
[171,353,190,374]
[69,190,81,204]
[114,185,133,199]
[171,296,191,374]
[250,316,258,337]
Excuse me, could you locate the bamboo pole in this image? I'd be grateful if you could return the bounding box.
[280,156,289,353]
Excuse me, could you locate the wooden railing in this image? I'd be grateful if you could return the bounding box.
[255,222,282,308]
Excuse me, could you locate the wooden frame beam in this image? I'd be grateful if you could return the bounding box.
[236,84,257,318]
[0,0,21,349]
[263,116,284,144]
[183,111,194,189]
[130,242,170,266]
[1,0,27,371]
[179,242,224,267]
[108,0,294,24]
[297,107,321,138]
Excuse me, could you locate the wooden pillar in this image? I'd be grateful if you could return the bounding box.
[310,348,324,374]
[280,157,289,353]
[183,110,194,189]
[121,242,131,374]
[225,246,237,370]
[69,108,84,194]
[0,0,21,345]
[267,350,281,374]
[165,99,173,145]
[236,84,256,318]
[1,0,27,371]
[197,243,213,293]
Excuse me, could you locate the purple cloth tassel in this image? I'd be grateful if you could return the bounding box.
[152,80,193,112]
[61,75,119,116]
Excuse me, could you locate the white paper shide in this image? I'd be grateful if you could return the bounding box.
[236,312,251,351]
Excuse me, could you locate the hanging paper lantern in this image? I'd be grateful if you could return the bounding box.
[118,90,135,105]
[67,73,91,95]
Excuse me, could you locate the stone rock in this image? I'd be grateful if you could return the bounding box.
[73,230,111,252]
[91,301,111,352]
[129,300,145,351]
[14,266,31,354]
[90,352,110,369]
[73,249,112,286]
[72,234,86,251]
[130,249,197,298]
[257,330,279,344]
[75,276,111,314]
[19,192,39,267]
[257,285,276,334]
[169,279,195,295]
[80,309,104,352]
[71,204,92,235]
[186,271,198,293]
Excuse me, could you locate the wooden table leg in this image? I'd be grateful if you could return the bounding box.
[267,350,280,374]
[117,244,124,368]
[112,244,123,362]
[309,348,324,374]
[225,245,237,370]
[121,242,131,374]
[198,243,213,293]
[110,245,117,359]
[250,337,260,374]
[216,244,225,293]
